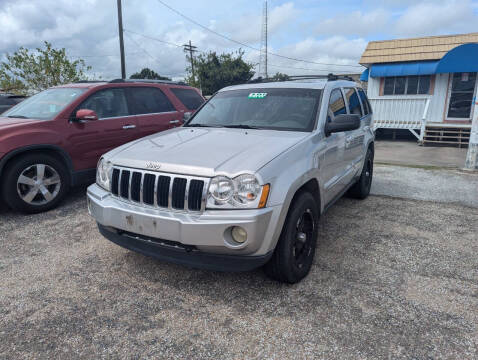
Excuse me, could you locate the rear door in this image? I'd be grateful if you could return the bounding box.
[343,87,366,181]
[67,87,138,170]
[126,87,183,138]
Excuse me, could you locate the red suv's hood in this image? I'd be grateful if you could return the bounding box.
[0,116,43,130]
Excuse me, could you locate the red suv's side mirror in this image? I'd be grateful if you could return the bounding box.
[76,109,98,122]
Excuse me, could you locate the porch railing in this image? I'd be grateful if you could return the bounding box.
[369,96,431,141]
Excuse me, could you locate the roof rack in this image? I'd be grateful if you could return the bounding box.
[248,73,355,83]
[109,79,187,85]
[74,80,106,83]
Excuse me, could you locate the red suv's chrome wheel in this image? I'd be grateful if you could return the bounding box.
[16,164,61,205]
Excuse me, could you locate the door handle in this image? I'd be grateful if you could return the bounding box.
[122,124,136,129]
[169,119,180,124]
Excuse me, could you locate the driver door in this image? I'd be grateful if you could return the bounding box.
[66,88,138,171]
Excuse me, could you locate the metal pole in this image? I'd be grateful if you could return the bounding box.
[117,0,126,79]
[183,41,198,84]
[189,40,195,82]
[465,96,478,169]
[264,0,267,79]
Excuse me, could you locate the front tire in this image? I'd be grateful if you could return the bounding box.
[264,191,319,284]
[2,154,70,214]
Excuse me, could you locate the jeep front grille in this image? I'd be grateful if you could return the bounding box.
[110,166,207,212]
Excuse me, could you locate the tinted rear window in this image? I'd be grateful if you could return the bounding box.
[170,88,205,110]
[128,87,175,114]
[0,96,18,106]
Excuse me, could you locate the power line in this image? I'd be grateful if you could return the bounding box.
[69,52,141,58]
[124,32,187,78]
[124,32,159,62]
[267,63,357,74]
[125,29,185,49]
[155,0,364,69]
[124,29,361,74]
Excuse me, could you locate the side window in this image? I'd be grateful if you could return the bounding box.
[78,88,129,119]
[170,88,205,110]
[357,88,369,115]
[344,88,363,117]
[128,87,175,115]
[328,88,346,122]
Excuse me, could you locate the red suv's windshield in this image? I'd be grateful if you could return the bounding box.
[3,88,86,120]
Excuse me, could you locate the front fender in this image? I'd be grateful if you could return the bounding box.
[256,137,324,253]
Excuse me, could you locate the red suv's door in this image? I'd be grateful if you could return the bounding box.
[126,86,183,138]
[66,87,139,170]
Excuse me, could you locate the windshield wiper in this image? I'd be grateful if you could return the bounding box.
[184,123,222,128]
[222,124,261,129]
[7,115,29,119]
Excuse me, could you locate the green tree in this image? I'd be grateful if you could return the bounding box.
[186,50,254,95]
[0,41,91,95]
[130,68,171,80]
[269,72,290,81]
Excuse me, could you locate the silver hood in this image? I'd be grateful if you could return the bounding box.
[108,127,308,177]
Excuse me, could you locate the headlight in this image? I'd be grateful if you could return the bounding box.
[209,176,234,204]
[207,174,270,209]
[96,157,113,191]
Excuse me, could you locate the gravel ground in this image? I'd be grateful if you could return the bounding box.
[372,165,478,208]
[1,167,478,359]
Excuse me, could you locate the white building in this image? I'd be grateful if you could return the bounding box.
[360,33,478,146]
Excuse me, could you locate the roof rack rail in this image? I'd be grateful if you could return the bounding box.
[74,80,106,83]
[109,79,187,85]
[248,73,355,84]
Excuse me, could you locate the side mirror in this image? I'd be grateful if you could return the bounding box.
[325,114,360,136]
[183,112,192,122]
[75,109,98,122]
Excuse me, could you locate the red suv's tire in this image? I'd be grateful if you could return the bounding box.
[2,154,70,214]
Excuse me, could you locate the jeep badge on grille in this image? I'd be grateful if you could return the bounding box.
[146,162,161,170]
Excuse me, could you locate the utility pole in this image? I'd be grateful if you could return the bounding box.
[465,97,478,169]
[259,0,268,78]
[183,40,198,82]
[117,0,126,79]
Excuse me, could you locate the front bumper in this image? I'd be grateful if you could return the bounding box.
[97,224,272,271]
[87,184,282,268]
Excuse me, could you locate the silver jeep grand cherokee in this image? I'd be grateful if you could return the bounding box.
[87,75,374,283]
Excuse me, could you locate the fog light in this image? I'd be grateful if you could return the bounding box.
[231,226,247,243]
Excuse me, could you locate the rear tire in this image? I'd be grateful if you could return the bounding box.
[2,154,70,214]
[347,148,373,199]
[264,191,319,284]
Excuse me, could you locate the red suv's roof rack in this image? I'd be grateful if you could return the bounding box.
[109,79,187,85]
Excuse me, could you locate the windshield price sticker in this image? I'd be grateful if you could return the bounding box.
[248,92,267,99]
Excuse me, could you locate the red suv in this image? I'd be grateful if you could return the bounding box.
[0,79,205,213]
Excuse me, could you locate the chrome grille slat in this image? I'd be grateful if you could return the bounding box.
[184,178,190,211]
[110,166,207,213]
[139,172,144,204]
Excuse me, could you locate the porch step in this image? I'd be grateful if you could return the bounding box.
[422,126,470,148]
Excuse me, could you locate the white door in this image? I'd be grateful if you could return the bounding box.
[445,72,477,121]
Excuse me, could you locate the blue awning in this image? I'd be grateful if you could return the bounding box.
[435,43,478,73]
[368,43,478,78]
[370,60,439,78]
[360,68,369,81]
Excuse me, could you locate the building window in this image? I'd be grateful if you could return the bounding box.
[383,75,431,95]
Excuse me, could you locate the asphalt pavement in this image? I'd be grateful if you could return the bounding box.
[0,165,477,359]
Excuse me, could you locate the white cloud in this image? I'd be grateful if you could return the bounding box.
[394,0,478,36]
[315,9,391,37]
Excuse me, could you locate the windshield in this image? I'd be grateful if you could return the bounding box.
[186,88,321,131]
[2,88,86,120]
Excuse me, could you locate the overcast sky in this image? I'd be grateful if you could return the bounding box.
[1,0,477,80]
